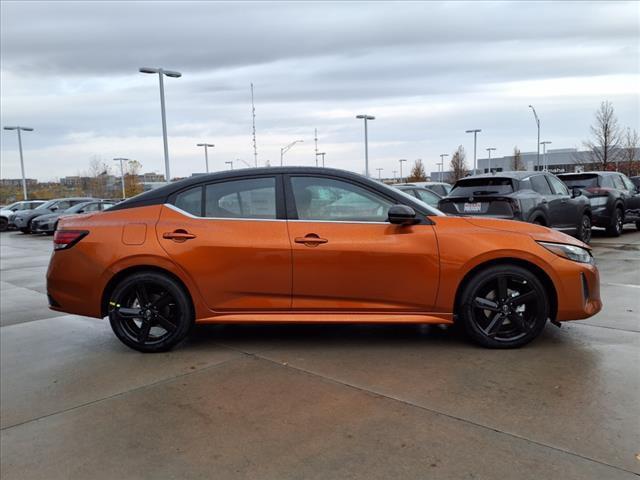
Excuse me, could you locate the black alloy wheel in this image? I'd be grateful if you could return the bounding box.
[109,272,193,352]
[578,214,592,244]
[0,218,7,232]
[606,208,624,237]
[460,265,549,348]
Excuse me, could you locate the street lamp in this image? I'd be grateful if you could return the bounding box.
[113,158,130,199]
[139,66,182,182]
[225,160,234,170]
[529,105,541,171]
[398,158,407,183]
[376,167,384,180]
[439,153,449,182]
[486,147,496,173]
[356,114,375,177]
[196,143,214,173]
[465,129,481,175]
[540,141,552,171]
[4,126,34,200]
[316,152,326,167]
[280,140,303,166]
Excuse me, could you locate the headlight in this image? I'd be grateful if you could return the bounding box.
[538,241,594,264]
[589,196,608,207]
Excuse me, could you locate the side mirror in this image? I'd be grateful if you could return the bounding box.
[571,187,582,198]
[388,205,419,225]
[77,209,85,213]
[50,206,58,211]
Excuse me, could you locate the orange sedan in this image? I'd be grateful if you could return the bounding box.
[47,167,601,352]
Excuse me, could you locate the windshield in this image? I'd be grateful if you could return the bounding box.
[557,174,599,189]
[35,200,57,210]
[450,178,514,196]
[393,187,445,216]
[64,202,93,213]
[3,202,20,210]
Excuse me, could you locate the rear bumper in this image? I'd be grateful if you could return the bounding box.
[591,207,613,228]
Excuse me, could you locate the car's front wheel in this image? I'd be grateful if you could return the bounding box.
[459,265,549,348]
[577,214,592,244]
[605,207,623,237]
[108,272,194,353]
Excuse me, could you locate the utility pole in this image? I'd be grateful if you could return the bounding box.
[3,126,34,200]
[251,83,258,167]
[113,158,129,199]
[356,114,375,177]
[465,129,481,175]
[439,153,449,182]
[314,128,319,166]
[529,105,541,171]
[139,67,182,183]
[196,143,214,173]
[392,170,397,182]
[376,167,383,180]
[316,152,326,167]
[486,147,496,173]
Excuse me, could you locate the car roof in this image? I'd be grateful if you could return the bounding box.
[557,171,618,177]
[460,171,543,181]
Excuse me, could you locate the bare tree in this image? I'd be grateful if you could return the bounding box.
[619,127,639,176]
[87,157,112,198]
[407,159,427,182]
[124,160,144,197]
[448,145,468,183]
[511,146,525,171]
[583,101,622,170]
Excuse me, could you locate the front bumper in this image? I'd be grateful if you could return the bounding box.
[554,260,602,321]
[591,207,614,229]
[12,216,29,229]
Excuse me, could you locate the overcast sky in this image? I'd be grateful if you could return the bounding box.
[1,1,638,181]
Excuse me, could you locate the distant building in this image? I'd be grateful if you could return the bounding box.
[137,172,165,183]
[0,178,37,187]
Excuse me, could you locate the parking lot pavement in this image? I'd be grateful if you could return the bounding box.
[1,229,639,479]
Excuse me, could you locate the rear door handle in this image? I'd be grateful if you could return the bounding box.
[163,230,196,241]
[295,234,328,246]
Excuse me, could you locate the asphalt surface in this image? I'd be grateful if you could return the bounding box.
[1,227,639,479]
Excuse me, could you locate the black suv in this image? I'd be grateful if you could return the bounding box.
[557,171,640,236]
[438,171,592,243]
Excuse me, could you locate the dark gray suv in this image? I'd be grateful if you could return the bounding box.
[438,171,592,243]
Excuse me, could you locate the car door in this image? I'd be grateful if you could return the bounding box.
[546,174,580,230]
[156,175,292,311]
[285,174,439,311]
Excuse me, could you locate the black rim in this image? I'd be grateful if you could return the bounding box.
[469,274,540,342]
[582,216,591,243]
[111,281,181,346]
[616,212,623,233]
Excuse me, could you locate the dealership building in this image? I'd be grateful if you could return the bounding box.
[430,147,639,182]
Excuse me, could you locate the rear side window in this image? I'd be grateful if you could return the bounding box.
[612,175,626,190]
[450,178,514,196]
[621,175,635,191]
[529,175,552,195]
[174,186,203,216]
[429,185,447,196]
[205,177,276,219]
[547,175,569,195]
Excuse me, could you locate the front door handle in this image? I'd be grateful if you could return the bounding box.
[295,234,328,246]
[163,230,196,242]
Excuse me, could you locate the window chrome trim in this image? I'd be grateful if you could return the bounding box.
[163,203,283,222]
[288,219,391,225]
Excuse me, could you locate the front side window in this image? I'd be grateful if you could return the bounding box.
[291,176,393,222]
[56,201,72,210]
[83,203,102,212]
[205,177,276,219]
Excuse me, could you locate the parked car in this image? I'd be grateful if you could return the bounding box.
[403,181,452,197]
[630,176,640,189]
[394,184,443,208]
[47,167,601,352]
[31,200,116,234]
[0,200,46,231]
[12,197,95,233]
[438,171,592,243]
[557,171,640,236]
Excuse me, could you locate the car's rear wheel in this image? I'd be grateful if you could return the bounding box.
[0,218,7,232]
[108,272,193,353]
[605,207,623,237]
[459,265,549,348]
[577,214,592,244]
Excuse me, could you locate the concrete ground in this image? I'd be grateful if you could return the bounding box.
[1,227,638,479]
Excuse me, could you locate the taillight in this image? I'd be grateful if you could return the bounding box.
[53,230,88,250]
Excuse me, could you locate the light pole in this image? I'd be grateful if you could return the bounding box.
[356,114,375,177]
[139,67,182,182]
[280,140,304,166]
[316,152,326,167]
[439,153,449,182]
[399,159,407,183]
[465,129,481,175]
[540,141,552,171]
[237,158,252,168]
[225,160,234,170]
[3,126,33,200]
[376,167,384,180]
[113,158,130,199]
[196,143,214,173]
[486,147,496,173]
[529,105,541,171]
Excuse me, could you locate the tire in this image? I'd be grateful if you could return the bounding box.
[577,214,592,244]
[20,227,30,234]
[459,264,549,348]
[108,272,194,353]
[532,217,545,226]
[0,218,7,232]
[605,207,623,237]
